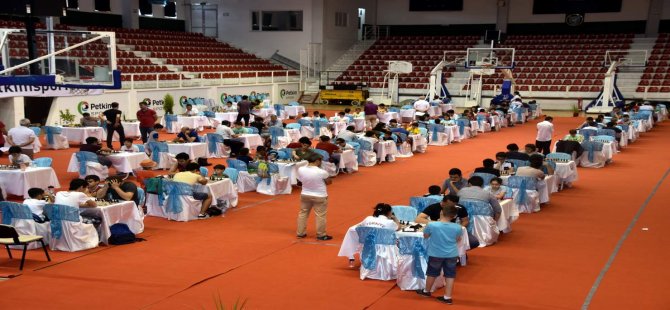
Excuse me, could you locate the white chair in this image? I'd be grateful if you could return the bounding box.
[75,151,109,179]
[427,124,450,146]
[357,139,377,167]
[460,199,500,247]
[0,202,50,250]
[356,226,399,281]
[44,126,69,150]
[147,142,177,170]
[206,133,231,158]
[43,204,99,252]
[227,159,258,193]
[507,176,540,213]
[163,181,202,222]
[578,141,607,168]
[269,127,291,149]
[396,235,444,291]
[164,115,182,134]
[256,163,291,195]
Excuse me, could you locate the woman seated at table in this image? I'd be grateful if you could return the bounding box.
[7,146,32,168]
[483,177,510,200]
[359,203,400,231]
[120,138,140,152]
[174,127,200,143]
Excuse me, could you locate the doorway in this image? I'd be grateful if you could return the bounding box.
[358,8,366,41]
[191,3,218,38]
[24,97,53,126]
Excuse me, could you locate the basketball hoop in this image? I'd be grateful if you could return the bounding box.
[471,64,495,76]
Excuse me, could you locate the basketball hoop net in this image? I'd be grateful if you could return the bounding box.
[470,64,495,76]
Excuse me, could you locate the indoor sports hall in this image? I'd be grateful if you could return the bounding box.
[0,0,668,309]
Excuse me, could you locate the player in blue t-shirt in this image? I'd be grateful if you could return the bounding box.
[417,204,462,305]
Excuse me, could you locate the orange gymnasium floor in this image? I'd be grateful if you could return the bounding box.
[0,113,668,309]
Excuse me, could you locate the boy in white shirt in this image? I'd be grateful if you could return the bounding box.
[8,146,32,168]
[55,179,97,209]
[120,138,140,152]
[24,187,54,222]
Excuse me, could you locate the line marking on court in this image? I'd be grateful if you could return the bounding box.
[581,167,670,309]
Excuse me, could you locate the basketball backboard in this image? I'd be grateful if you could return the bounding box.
[604,50,647,67]
[465,48,515,69]
[0,28,120,89]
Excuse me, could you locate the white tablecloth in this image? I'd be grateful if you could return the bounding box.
[399,109,415,121]
[285,106,306,117]
[439,103,454,114]
[377,112,399,124]
[501,175,555,204]
[445,125,460,143]
[80,201,144,245]
[375,140,398,162]
[0,167,60,197]
[167,143,209,159]
[107,152,150,173]
[338,225,468,260]
[602,142,615,160]
[277,160,308,185]
[215,112,238,123]
[178,116,211,130]
[104,122,141,141]
[195,179,238,208]
[330,122,348,136]
[554,161,579,183]
[338,149,358,172]
[496,199,518,233]
[409,134,426,152]
[427,106,441,117]
[238,134,263,150]
[252,108,276,118]
[353,118,366,131]
[61,126,104,144]
[284,129,301,142]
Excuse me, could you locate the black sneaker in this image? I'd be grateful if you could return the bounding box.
[416,290,431,297]
[296,234,307,239]
[436,297,453,304]
[316,235,333,241]
[197,214,209,219]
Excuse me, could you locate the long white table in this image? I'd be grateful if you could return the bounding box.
[338,149,358,172]
[195,178,239,208]
[215,112,238,123]
[167,143,209,159]
[0,167,60,197]
[285,106,306,117]
[238,134,263,150]
[67,152,150,174]
[103,121,141,141]
[178,116,211,131]
[277,160,308,185]
[60,126,104,144]
[80,201,144,245]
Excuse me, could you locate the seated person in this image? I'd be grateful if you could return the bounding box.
[505,143,530,161]
[80,112,99,127]
[267,114,283,127]
[79,137,113,167]
[312,111,321,119]
[8,146,32,168]
[232,121,248,135]
[255,145,268,161]
[372,122,388,137]
[457,176,502,221]
[493,151,514,174]
[524,144,541,157]
[174,126,200,143]
[360,130,379,144]
[388,119,401,129]
[359,203,399,230]
[293,137,315,161]
[105,176,139,206]
[315,135,341,166]
[354,107,364,118]
[183,104,199,116]
[441,168,468,195]
[169,152,193,173]
[423,185,444,201]
[134,159,162,186]
[120,138,140,152]
[604,121,623,140]
[378,103,389,113]
[145,123,163,148]
[484,177,509,200]
[474,158,501,177]
[223,101,237,112]
[85,175,109,199]
[215,120,245,157]
[516,154,550,180]
[54,178,97,209]
[236,148,254,165]
[407,122,421,135]
[211,164,228,178]
[333,112,348,123]
[250,117,267,134]
[563,129,584,143]
[335,138,354,151]
[299,112,312,121]
[415,195,469,228]
[24,187,54,222]
[173,162,212,218]
[336,125,357,142]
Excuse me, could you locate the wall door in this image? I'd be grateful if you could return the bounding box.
[191,4,218,38]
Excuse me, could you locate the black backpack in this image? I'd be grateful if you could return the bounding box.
[108,223,139,245]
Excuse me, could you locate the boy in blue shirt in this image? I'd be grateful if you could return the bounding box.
[417,204,462,305]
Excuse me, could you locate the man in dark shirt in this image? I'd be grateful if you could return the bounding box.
[505,143,530,161]
[414,195,480,249]
[169,152,192,173]
[79,137,112,167]
[102,102,124,149]
[363,100,378,130]
[136,101,157,143]
[474,158,501,177]
[604,121,622,140]
[174,127,200,142]
[104,176,139,206]
[441,168,468,195]
[236,96,253,126]
[315,135,341,166]
[250,117,266,134]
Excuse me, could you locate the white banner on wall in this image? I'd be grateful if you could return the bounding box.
[273,83,300,104]
[216,85,273,105]
[0,85,104,98]
[136,88,214,116]
[47,91,131,125]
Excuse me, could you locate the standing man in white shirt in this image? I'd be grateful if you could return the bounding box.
[7,118,36,158]
[535,116,554,155]
[296,153,333,240]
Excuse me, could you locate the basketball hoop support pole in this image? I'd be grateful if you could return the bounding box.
[589,61,619,113]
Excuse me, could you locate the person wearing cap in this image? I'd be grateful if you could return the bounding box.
[363,99,378,130]
[135,159,162,186]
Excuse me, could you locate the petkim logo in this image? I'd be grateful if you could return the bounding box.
[78,101,90,114]
[280,88,298,99]
[179,96,188,107]
[179,96,206,107]
[142,98,152,105]
[219,91,270,104]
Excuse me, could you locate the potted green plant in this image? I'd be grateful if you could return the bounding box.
[164,93,174,115]
[571,104,580,117]
[59,109,76,126]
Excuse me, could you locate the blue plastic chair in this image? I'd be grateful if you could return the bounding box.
[277,148,293,160]
[392,206,417,222]
[409,196,441,213]
[245,127,259,134]
[401,105,413,110]
[33,157,53,167]
[507,159,529,171]
[134,144,146,152]
[297,119,312,127]
[580,128,597,141]
[226,159,248,171]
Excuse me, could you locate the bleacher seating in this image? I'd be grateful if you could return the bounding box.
[637,33,670,93]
